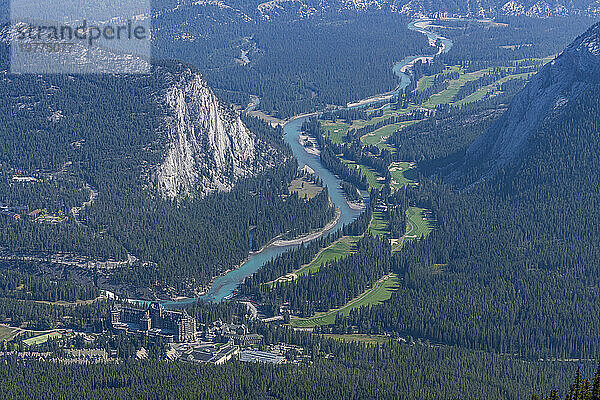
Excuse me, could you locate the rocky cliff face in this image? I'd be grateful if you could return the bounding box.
[449,22,600,183]
[154,67,260,198]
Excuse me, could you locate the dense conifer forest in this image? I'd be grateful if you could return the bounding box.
[153,12,432,118]
[533,364,600,400]
[330,84,600,359]
[0,335,591,400]
[0,53,336,297]
[2,6,600,399]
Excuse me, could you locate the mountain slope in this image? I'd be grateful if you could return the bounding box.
[174,0,600,20]
[342,21,600,358]
[0,55,338,298]
[448,21,600,183]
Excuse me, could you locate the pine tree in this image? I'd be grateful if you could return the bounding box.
[592,362,600,400]
[566,367,591,400]
[550,390,561,400]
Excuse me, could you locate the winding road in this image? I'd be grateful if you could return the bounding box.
[70,183,98,227]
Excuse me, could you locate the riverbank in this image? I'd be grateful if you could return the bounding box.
[184,206,343,300]
[271,207,341,247]
[347,92,394,109]
[157,18,451,304]
[298,133,320,156]
[347,200,365,211]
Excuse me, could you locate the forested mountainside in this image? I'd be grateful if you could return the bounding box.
[327,21,600,359]
[158,0,600,20]
[0,320,592,400]
[437,16,596,67]
[0,55,274,198]
[152,2,594,118]
[0,48,335,299]
[534,364,600,399]
[448,21,600,183]
[152,11,432,117]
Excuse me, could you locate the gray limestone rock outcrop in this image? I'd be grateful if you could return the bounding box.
[154,67,260,198]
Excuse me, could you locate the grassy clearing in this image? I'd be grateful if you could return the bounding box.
[510,55,555,65]
[360,121,419,151]
[416,75,435,92]
[268,236,358,285]
[405,207,435,240]
[419,63,546,108]
[290,274,399,327]
[389,207,434,252]
[0,325,18,341]
[355,108,401,127]
[297,236,359,276]
[389,162,418,190]
[323,112,399,137]
[424,68,491,107]
[415,66,461,93]
[23,331,62,346]
[288,177,323,200]
[320,334,390,345]
[370,211,389,237]
[390,238,404,253]
[323,117,405,149]
[322,122,351,144]
[454,86,494,104]
[341,159,383,190]
[453,72,534,106]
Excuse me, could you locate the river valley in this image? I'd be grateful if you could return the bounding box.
[161,18,454,306]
